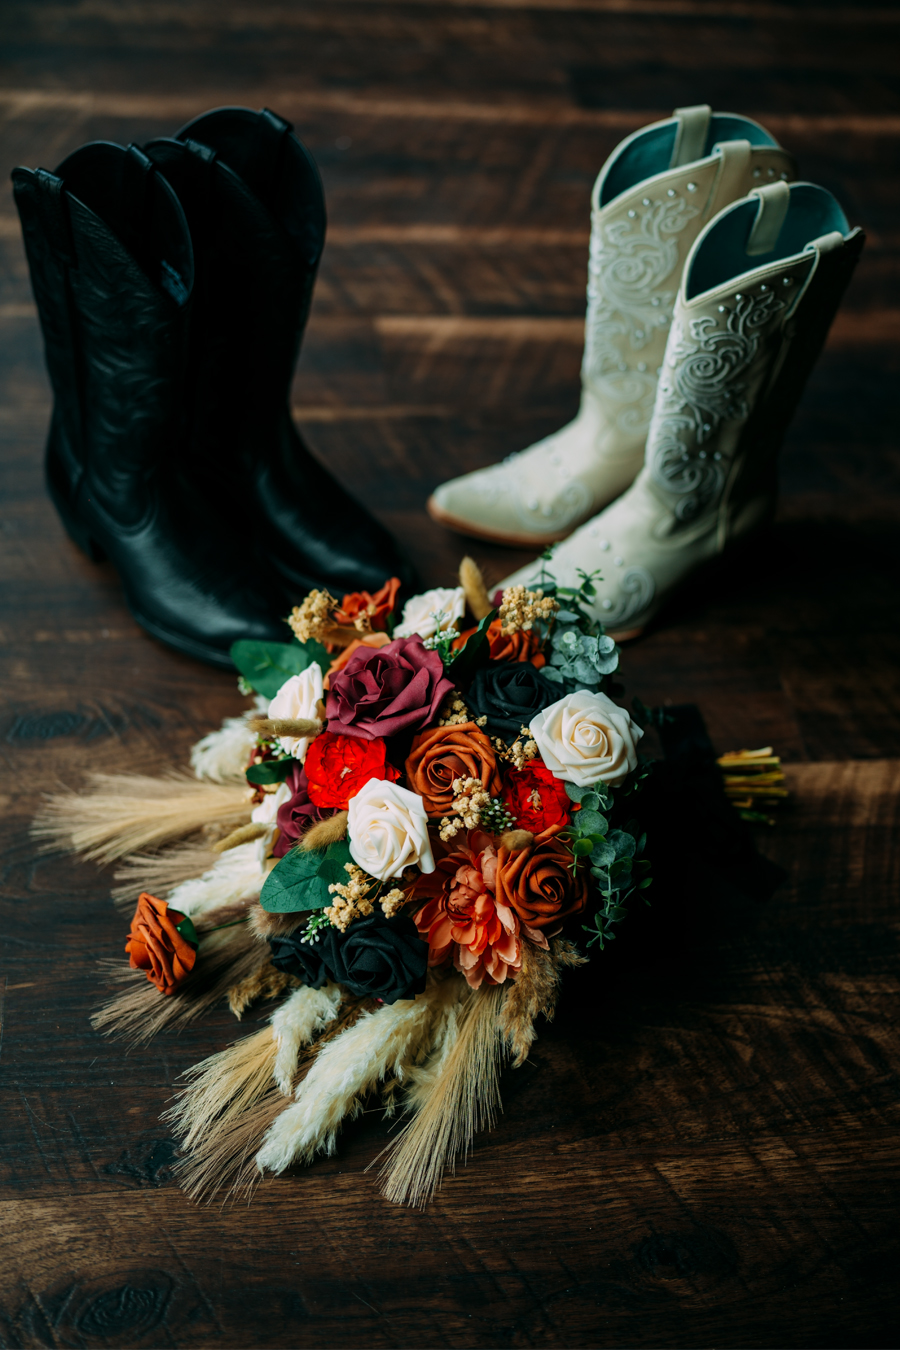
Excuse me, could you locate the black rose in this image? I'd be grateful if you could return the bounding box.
[269,931,329,988]
[268,910,427,1004]
[466,660,556,741]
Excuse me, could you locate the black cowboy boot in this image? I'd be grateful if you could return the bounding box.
[13,142,292,667]
[143,106,416,599]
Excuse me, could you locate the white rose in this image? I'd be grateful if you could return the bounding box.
[250,779,292,825]
[529,690,643,788]
[347,778,435,882]
[393,586,466,640]
[251,779,293,866]
[267,663,324,760]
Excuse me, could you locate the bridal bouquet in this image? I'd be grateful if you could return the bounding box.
[37,559,653,1206]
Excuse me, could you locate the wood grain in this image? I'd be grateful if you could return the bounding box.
[0,1,898,1346]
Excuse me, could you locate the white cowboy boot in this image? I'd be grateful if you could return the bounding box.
[428,106,796,547]
[499,181,864,636]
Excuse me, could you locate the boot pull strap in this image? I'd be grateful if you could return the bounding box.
[31,168,76,266]
[257,107,294,192]
[747,181,790,256]
[124,144,155,223]
[670,104,711,168]
[710,138,752,214]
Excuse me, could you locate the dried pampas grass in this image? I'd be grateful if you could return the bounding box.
[459,556,493,620]
[255,976,453,1175]
[33,773,252,866]
[379,980,505,1207]
[164,842,265,924]
[190,699,266,783]
[91,923,257,1043]
[170,982,344,1201]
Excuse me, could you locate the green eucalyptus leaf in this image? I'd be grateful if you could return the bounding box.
[590,841,616,868]
[230,637,328,698]
[245,758,295,786]
[579,791,601,812]
[608,829,637,860]
[573,808,607,837]
[565,782,586,803]
[572,837,593,856]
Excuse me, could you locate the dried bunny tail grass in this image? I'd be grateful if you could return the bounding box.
[211,822,268,854]
[32,773,252,865]
[227,958,299,1019]
[498,940,561,1068]
[255,978,450,1176]
[190,698,266,783]
[459,556,493,621]
[300,812,348,851]
[497,937,587,1068]
[91,924,257,1044]
[249,903,306,942]
[110,841,220,908]
[379,980,505,1208]
[248,716,322,739]
[172,983,345,1202]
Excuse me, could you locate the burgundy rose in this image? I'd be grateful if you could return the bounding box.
[273,763,335,858]
[325,635,454,741]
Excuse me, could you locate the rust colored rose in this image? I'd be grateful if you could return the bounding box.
[496,824,589,931]
[405,722,502,818]
[453,619,545,668]
[126,892,198,996]
[333,576,401,631]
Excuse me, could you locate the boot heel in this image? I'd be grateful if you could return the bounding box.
[45,451,107,563]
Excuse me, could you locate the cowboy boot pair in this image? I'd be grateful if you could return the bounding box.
[428,106,862,635]
[14,107,414,668]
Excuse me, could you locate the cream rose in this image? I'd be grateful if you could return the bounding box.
[529,690,643,788]
[267,663,324,760]
[347,778,435,881]
[393,586,466,641]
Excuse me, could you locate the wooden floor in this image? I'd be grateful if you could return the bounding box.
[1,2,899,1347]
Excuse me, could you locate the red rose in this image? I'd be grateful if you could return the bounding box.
[501,760,572,833]
[304,731,400,809]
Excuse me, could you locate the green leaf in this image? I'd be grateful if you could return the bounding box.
[245,758,295,786]
[572,837,593,856]
[564,782,586,803]
[447,608,497,685]
[230,637,328,698]
[579,791,601,812]
[639,877,653,889]
[315,839,354,891]
[174,914,199,948]
[590,841,616,868]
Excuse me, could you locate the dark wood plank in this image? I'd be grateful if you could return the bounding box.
[1,2,899,1346]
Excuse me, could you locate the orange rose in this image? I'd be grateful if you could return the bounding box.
[496,824,589,931]
[452,620,545,668]
[333,576,401,631]
[405,722,502,818]
[125,892,198,996]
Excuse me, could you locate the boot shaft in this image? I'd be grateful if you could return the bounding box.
[144,108,326,475]
[582,105,796,448]
[13,143,193,525]
[643,180,864,542]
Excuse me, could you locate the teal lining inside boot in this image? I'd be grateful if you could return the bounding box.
[600,113,777,207]
[685,183,850,298]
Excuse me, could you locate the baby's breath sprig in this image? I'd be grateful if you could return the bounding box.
[497,585,559,636]
[288,588,338,644]
[491,726,539,770]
